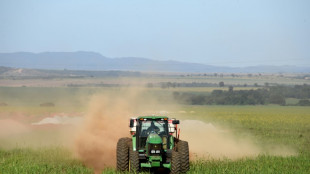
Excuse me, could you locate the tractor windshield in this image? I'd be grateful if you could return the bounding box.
[140,120,167,136]
[137,119,169,149]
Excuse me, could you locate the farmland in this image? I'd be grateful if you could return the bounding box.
[0,74,310,173]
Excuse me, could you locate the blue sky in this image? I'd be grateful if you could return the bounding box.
[0,0,309,67]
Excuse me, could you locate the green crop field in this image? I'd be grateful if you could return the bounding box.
[1,77,310,173]
[177,105,310,173]
[1,104,310,173]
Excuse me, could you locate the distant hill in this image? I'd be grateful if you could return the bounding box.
[0,66,141,78]
[0,51,309,73]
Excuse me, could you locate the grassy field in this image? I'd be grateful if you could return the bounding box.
[178,105,310,173]
[0,148,93,174]
[1,105,309,173]
[1,84,310,173]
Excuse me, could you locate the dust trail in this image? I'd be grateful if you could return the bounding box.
[180,120,297,160]
[74,88,296,172]
[0,119,30,138]
[0,118,79,149]
[32,115,83,125]
[74,94,129,171]
[74,88,178,172]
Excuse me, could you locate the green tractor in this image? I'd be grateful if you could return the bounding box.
[116,116,189,173]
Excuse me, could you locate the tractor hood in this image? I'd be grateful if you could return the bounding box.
[146,133,162,144]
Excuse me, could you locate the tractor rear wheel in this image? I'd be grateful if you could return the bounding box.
[178,140,190,173]
[129,143,140,173]
[170,151,180,174]
[116,137,130,171]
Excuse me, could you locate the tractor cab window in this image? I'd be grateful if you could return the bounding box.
[141,120,167,136]
[138,120,168,149]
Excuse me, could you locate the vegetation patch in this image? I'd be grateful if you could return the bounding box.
[173,84,310,106]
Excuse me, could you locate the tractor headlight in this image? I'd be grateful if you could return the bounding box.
[149,144,162,155]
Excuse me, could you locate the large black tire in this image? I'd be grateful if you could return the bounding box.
[129,143,140,173]
[178,140,190,173]
[116,137,130,171]
[170,151,180,174]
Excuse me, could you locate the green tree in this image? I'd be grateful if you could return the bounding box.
[219,81,225,87]
[298,99,310,106]
[269,94,286,105]
[228,86,234,92]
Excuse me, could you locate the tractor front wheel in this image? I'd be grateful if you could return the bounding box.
[129,143,140,173]
[170,151,180,174]
[178,140,190,173]
[116,137,130,171]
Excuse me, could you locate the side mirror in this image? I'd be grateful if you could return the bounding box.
[172,120,180,124]
[129,119,135,127]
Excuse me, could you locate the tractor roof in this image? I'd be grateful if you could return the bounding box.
[137,116,169,120]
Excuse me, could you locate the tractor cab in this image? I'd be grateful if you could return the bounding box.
[136,118,169,151]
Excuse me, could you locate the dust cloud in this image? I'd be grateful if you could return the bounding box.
[73,88,178,172]
[0,119,30,138]
[180,120,296,160]
[0,118,78,149]
[74,93,129,171]
[74,88,296,172]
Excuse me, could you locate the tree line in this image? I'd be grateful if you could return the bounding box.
[173,84,310,106]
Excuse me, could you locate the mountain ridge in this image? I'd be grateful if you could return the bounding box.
[0,51,308,73]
